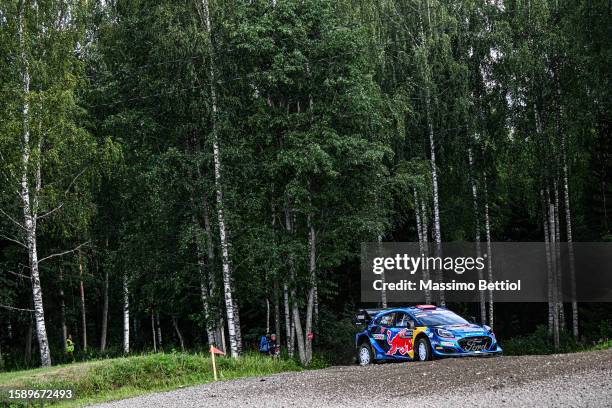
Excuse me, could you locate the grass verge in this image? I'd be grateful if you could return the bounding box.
[0,352,305,407]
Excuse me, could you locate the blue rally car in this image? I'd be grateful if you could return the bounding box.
[355,305,502,365]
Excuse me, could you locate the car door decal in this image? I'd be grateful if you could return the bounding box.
[371,325,389,351]
[385,328,413,355]
[407,327,428,359]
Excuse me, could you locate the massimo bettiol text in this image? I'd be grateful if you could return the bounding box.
[361,242,612,303]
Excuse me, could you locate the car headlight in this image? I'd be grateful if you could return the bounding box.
[436,328,454,338]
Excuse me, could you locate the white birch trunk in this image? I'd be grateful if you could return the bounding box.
[285,204,305,363]
[553,185,565,331]
[424,72,442,305]
[202,195,215,289]
[193,141,220,345]
[271,205,281,342]
[483,176,494,328]
[413,189,431,303]
[304,213,316,365]
[19,2,51,367]
[194,213,216,346]
[429,118,443,306]
[542,191,554,335]
[201,193,221,340]
[274,280,281,340]
[414,190,424,245]
[59,267,68,353]
[555,69,579,338]
[283,281,293,357]
[220,318,227,353]
[100,263,109,351]
[266,298,270,334]
[549,203,560,350]
[420,198,431,303]
[151,312,157,352]
[469,149,486,324]
[156,313,162,348]
[123,272,130,354]
[290,312,295,356]
[199,0,239,358]
[419,2,443,306]
[377,233,387,308]
[78,255,87,351]
[313,281,319,327]
[172,317,185,351]
[561,137,578,338]
[291,299,306,363]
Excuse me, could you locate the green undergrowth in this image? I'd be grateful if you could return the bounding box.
[0,352,308,407]
[502,325,612,355]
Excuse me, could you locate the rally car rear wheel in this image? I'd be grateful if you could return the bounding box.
[357,343,373,365]
[415,337,432,361]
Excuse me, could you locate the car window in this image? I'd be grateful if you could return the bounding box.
[377,312,395,327]
[414,310,469,326]
[395,312,414,328]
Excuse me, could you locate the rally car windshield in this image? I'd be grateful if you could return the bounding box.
[415,310,470,326]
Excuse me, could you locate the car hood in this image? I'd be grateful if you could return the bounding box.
[437,323,488,337]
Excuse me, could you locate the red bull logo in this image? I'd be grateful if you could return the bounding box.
[386,329,413,356]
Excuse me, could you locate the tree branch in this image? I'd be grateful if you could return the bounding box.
[0,208,27,231]
[37,203,63,220]
[36,167,87,221]
[64,167,87,195]
[0,233,27,248]
[38,241,90,264]
[0,304,34,312]
[7,270,30,279]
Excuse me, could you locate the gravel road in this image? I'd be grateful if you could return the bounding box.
[92,348,612,408]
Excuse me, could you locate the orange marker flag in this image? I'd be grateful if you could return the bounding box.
[210,346,225,355]
[209,345,225,381]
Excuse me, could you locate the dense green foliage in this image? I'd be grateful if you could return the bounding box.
[0,352,305,406]
[0,0,610,369]
[502,324,612,356]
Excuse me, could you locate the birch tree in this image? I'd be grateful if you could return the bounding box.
[100,260,109,351]
[549,203,560,350]
[417,0,444,305]
[78,253,87,351]
[483,176,494,328]
[197,0,241,357]
[123,272,129,354]
[15,0,52,368]
[0,0,99,368]
[468,148,486,324]
[304,212,316,365]
[554,68,579,338]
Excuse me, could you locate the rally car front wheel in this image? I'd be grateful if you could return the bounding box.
[415,337,432,361]
[357,343,373,365]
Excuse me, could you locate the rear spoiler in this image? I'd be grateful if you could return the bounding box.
[355,308,387,326]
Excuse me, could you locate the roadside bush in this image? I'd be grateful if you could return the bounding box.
[502,325,584,355]
[315,307,359,365]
